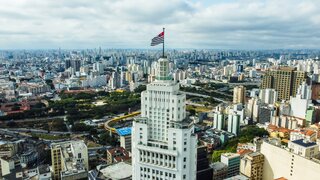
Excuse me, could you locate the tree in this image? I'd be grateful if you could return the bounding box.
[134,85,147,93]
[212,150,226,162]
[188,109,196,116]
[72,123,92,132]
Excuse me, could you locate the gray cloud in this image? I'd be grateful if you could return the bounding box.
[0,0,319,49]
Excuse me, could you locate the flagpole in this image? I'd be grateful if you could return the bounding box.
[163,27,165,58]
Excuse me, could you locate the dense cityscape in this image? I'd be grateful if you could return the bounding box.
[1,48,320,180]
[2,0,320,180]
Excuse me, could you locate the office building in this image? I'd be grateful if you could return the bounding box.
[132,58,197,180]
[240,152,264,180]
[196,146,213,180]
[261,67,307,100]
[220,153,240,178]
[51,140,88,180]
[233,86,246,104]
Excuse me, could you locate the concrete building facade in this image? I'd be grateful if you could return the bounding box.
[132,58,197,180]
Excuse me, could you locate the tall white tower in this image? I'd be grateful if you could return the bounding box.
[132,57,197,180]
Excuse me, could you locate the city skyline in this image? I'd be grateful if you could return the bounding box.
[1,0,320,49]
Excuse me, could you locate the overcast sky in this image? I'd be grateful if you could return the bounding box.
[1,0,320,49]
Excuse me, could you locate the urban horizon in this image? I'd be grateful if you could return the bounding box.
[1,1,320,180]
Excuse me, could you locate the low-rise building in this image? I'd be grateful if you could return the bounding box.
[116,127,132,152]
[261,139,320,180]
[288,139,319,158]
[221,153,240,178]
[88,162,132,180]
[51,140,88,180]
[211,162,227,180]
[240,152,264,180]
[106,147,130,164]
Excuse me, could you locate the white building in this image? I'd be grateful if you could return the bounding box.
[290,82,313,119]
[132,58,197,180]
[93,62,104,75]
[227,112,240,136]
[261,140,320,180]
[82,75,107,87]
[249,69,257,78]
[288,139,319,158]
[259,88,277,105]
[246,97,260,122]
[213,112,225,130]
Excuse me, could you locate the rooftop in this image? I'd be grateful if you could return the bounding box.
[107,147,130,162]
[221,153,240,159]
[116,127,132,136]
[210,162,227,171]
[100,162,132,179]
[291,139,317,148]
[224,174,249,180]
[274,177,288,180]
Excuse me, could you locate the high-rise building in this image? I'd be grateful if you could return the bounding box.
[65,59,71,69]
[289,82,313,119]
[246,98,260,122]
[233,86,246,104]
[109,71,120,90]
[220,153,240,178]
[132,58,197,180]
[71,59,81,72]
[227,113,240,136]
[213,112,225,130]
[51,140,88,180]
[240,152,264,180]
[261,67,307,100]
[259,89,278,104]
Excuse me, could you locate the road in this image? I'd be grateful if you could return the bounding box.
[180,91,227,103]
[185,100,205,107]
[6,128,87,135]
[7,115,66,123]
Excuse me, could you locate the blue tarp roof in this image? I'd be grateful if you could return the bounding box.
[116,127,132,136]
